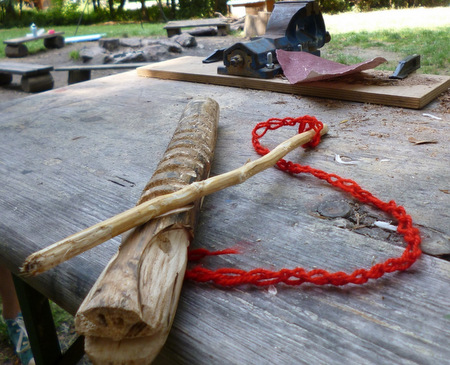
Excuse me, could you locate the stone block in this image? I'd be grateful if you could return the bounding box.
[142,45,169,62]
[119,38,142,48]
[99,38,120,51]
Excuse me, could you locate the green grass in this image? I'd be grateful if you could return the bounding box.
[323,26,450,75]
[69,49,80,61]
[0,22,166,58]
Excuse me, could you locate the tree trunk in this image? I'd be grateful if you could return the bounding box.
[140,0,149,21]
[5,0,16,18]
[108,0,114,17]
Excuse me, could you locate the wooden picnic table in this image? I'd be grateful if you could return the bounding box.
[0,69,449,364]
[0,62,54,92]
[164,19,230,37]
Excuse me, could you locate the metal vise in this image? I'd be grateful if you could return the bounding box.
[217,0,330,79]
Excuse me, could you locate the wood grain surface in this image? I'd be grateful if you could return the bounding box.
[137,56,450,109]
[0,71,449,365]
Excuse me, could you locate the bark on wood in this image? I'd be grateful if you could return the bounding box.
[75,97,219,364]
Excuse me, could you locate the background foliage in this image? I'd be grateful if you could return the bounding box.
[317,0,449,13]
[1,0,449,28]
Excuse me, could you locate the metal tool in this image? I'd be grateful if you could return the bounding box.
[389,54,421,79]
[217,0,330,79]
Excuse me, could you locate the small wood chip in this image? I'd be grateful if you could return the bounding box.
[408,137,438,145]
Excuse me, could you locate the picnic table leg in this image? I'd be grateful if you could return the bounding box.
[44,35,65,49]
[12,275,62,365]
[12,275,85,365]
[0,72,13,85]
[5,44,28,58]
[21,73,54,92]
[68,70,91,84]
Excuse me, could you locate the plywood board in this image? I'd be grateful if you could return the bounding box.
[137,56,450,109]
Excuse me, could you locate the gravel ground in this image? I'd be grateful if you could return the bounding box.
[0,34,243,102]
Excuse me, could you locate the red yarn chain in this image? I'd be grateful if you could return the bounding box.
[185,116,422,287]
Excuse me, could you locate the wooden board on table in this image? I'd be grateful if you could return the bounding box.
[137,56,450,109]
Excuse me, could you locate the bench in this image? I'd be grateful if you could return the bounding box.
[54,63,149,84]
[228,0,274,15]
[0,62,53,92]
[4,32,65,58]
[164,19,230,37]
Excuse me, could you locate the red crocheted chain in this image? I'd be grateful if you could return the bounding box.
[185,116,422,287]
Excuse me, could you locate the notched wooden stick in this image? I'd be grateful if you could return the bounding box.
[75,97,220,364]
[22,123,329,276]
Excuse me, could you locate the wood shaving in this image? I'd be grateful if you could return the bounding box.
[325,70,441,87]
[335,154,360,165]
[408,137,438,145]
[423,113,442,120]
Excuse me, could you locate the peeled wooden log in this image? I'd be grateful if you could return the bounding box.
[75,97,219,364]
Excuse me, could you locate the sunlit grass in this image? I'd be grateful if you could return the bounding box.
[323,27,449,75]
[323,7,450,34]
[0,22,166,58]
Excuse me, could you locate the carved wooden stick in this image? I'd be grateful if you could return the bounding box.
[75,97,219,364]
[22,122,329,276]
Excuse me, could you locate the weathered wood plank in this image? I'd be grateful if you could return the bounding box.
[3,32,64,45]
[54,63,149,72]
[164,19,228,29]
[0,62,53,75]
[0,71,449,364]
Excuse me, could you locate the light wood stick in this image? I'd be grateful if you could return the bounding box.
[22,123,328,276]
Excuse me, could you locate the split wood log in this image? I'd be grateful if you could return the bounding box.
[76,97,220,364]
[21,122,329,277]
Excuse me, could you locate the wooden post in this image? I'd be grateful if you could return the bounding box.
[68,70,91,84]
[75,97,220,364]
[43,35,65,49]
[21,73,54,92]
[5,44,28,58]
[0,72,13,85]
